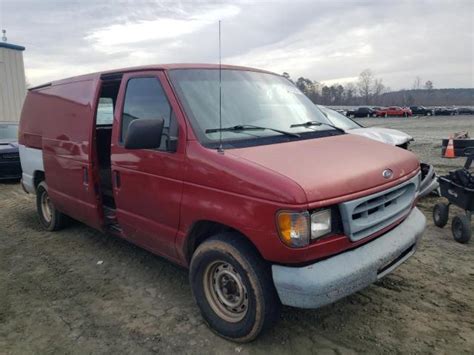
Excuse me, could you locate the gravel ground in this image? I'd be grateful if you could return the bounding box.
[1,116,473,354]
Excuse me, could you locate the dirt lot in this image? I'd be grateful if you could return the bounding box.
[1,116,473,354]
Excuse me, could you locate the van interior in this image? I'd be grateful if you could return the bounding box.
[94,76,121,226]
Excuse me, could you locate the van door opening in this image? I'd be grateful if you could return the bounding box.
[94,77,121,230]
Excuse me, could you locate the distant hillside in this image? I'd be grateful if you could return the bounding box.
[376,88,474,106]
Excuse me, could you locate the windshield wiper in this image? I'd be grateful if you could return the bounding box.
[290,121,345,133]
[205,124,300,138]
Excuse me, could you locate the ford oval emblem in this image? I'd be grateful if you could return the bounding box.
[383,169,393,179]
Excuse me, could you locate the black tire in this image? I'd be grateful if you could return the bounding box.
[433,203,449,228]
[451,215,471,244]
[189,232,281,342]
[36,181,68,231]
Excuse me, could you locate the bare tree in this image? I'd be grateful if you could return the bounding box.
[357,69,374,104]
[321,86,331,104]
[372,78,385,103]
[412,76,422,90]
[334,84,344,104]
[295,77,315,95]
[277,72,470,107]
[344,82,357,104]
[282,72,293,84]
[295,77,322,103]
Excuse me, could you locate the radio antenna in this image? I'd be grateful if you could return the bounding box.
[217,20,224,153]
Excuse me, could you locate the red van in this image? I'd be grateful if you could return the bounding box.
[19,64,426,342]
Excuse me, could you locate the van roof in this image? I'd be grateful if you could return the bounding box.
[28,63,276,91]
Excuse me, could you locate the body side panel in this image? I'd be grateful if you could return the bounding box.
[37,78,102,229]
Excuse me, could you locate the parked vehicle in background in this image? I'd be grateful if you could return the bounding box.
[376,106,412,117]
[401,107,413,116]
[316,105,413,149]
[434,107,457,116]
[410,106,433,116]
[0,122,21,181]
[317,105,438,198]
[346,107,376,118]
[19,64,426,342]
[318,106,412,147]
[455,107,474,115]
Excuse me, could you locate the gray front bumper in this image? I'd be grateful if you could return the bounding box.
[272,207,426,308]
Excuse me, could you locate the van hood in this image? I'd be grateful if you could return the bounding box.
[228,134,419,203]
[348,127,413,146]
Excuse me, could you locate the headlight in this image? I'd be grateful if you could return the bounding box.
[276,208,333,248]
[311,209,332,239]
[276,211,310,248]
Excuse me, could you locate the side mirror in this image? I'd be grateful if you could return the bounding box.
[124,118,164,150]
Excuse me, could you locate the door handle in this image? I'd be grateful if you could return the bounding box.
[113,170,121,189]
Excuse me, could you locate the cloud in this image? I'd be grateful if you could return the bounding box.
[224,2,473,89]
[85,4,240,54]
[1,0,472,89]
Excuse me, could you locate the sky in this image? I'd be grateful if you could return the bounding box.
[0,0,473,90]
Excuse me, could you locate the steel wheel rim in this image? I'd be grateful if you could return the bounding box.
[203,261,248,323]
[41,191,53,223]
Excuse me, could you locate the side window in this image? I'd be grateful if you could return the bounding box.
[121,77,176,151]
[96,97,114,125]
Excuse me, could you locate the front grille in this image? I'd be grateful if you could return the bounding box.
[339,174,420,241]
[1,152,20,160]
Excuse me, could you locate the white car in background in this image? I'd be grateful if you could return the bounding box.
[317,105,439,197]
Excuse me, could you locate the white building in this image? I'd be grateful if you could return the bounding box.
[0,41,26,122]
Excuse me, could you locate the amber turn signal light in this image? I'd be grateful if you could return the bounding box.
[276,211,310,248]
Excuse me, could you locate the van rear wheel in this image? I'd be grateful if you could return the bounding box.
[36,181,68,231]
[189,233,281,342]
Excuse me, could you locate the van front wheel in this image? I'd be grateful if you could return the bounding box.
[189,233,280,342]
[36,181,68,231]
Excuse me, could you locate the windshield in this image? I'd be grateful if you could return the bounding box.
[316,105,361,130]
[0,123,18,140]
[169,69,339,147]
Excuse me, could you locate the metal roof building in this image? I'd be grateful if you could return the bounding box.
[0,40,26,122]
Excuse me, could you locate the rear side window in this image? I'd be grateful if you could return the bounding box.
[121,77,174,150]
[96,97,114,125]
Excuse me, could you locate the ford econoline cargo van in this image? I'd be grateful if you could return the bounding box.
[19,64,426,342]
